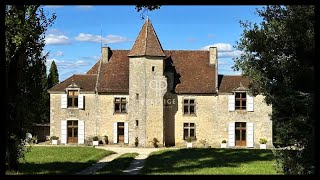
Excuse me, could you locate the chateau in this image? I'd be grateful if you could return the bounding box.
[48,19,272,148]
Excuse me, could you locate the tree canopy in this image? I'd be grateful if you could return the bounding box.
[47,60,59,89]
[233,5,315,174]
[5,5,56,170]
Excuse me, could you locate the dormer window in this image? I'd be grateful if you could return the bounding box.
[61,82,84,109]
[235,92,246,110]
[68,90,79,108]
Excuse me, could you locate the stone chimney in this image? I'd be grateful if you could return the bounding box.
[209,47,217,66]
[102,46,111,64]
[209,47,218,90]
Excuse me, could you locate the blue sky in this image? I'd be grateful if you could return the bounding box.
[43,5,264,82]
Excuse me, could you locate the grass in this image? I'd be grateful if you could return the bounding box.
[141,148,280,175]
[6,146,115,175]
[95,153,139,175]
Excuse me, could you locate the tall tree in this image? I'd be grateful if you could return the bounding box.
[47,60,59,89]
[233,5,315,174]
[5,5,56,170]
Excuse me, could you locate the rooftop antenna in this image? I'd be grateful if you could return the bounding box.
[100,24,102,52]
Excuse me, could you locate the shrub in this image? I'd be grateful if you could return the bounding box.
[186,137,192,143]
[104,135,108,144]
[222,140,227,143]
[93,136,99,141]
[135,137,139,147]
[259,138,267,144]
[50,136,59,140]
[152,138,159,148]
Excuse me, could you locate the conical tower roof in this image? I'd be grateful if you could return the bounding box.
[128,18,165,57]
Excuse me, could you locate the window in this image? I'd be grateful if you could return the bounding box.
[67,90,78,108]
[152,66,155,72]
[136,93,139,100]
[183,99,196,115]
[114,97,127,113]
[235,92,246,110]
[136,120,139,127]
[183,123,195,140]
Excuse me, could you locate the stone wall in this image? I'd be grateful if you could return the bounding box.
[168,94,272,148]
[50,93,129,144]
[128,56,165,147]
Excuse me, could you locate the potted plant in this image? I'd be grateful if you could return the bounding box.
[51,136,59,145]
[186,137,193,148]
[259,138,267,149]
[32,135,38,144]
[92,136,99,146]
[221,140,227,148]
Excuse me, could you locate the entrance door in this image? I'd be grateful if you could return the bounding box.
[117,122,124,144]
[235,122,246,146]
[67,121,78,143]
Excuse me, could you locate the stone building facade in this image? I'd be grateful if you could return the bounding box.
[48,19,272,148]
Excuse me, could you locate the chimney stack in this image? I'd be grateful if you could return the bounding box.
[209,47,218,90]
[209,47,217,66]
[102,46,111,64]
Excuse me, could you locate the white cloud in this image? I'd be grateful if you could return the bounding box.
[55,51,63,57]
[46,59,90,69]
[219,50,242,58]
[200,43,243,58]
[45,34,71,45]
[201,43,233,51]
[81,55,101,61]
[75,33,130,44]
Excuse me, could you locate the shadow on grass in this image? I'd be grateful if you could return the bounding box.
[95,153,139,175]
[15,161,97,175]
[141,148,275,174]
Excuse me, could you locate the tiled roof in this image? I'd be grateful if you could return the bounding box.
[165,50,216,94]
[86,60,100,74]
[97,50,129,93]
[218,75,250,93]
[128,18,165,57]
[48,74,97,92]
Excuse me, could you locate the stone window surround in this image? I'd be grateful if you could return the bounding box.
[114,96,127,114]
[65,87,80,109]
[183,122,196,140]
[182,96,197,116]
[235,91,247,110]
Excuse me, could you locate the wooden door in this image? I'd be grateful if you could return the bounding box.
[67,121,78,143]
[235,122,246,146]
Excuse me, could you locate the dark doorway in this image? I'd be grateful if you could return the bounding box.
[117,122,124,144]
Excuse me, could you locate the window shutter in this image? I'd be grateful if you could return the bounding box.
[228,122,235,147]
[247,122,254,148]
[247,94,254,112]
[61,120,67,144]
[78,94,84,109]
[78,120,84,144]
[228,95,235,111]
[124,122,129,144]
[113,122,117,144]
[61,94,67,109]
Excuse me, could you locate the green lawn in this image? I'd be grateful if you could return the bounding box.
[7,146,115,175]
[95,153,139,175]
[141,148,280,175]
